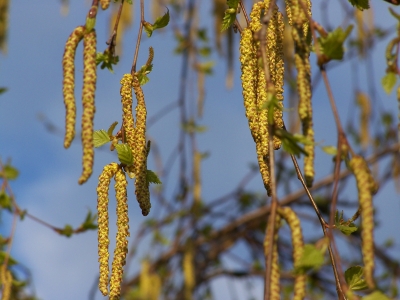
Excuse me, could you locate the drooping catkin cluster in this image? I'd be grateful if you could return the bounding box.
[356,92,371,149]
[96,163,130,297]
[349,155,378,289]
[139,260,162,300]
[264,214,281,300]
[239,2,285,196]
[285,0,314,187]
[62,23,97,184]
[277,206,306,300]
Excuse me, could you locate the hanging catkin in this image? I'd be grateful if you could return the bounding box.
[285,0,314,187]
[277,206,306,300]
[109,167,130,299]
[132,75,151,216]
[78,28,97,184]
[349,155,377,289]
[120,74,135,152]
[264,214,281,300]
[62,26,85,149]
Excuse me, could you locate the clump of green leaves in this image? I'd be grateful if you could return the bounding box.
[221,0,239,31]
[143,9,170,37]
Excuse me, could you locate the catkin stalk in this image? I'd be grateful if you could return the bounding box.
[62,26,85,149]
[97,162,120,296]
[78,29,97,185]
[132,75,151,216]
[349,155,376,289]
[109,167,130,299]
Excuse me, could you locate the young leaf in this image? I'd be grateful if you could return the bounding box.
[0,164,19,180]
[0,191,12,211]
[275,129,308,157]
[93,130,111,148]
[348,0,370,10]
[59,224,74,237]
[322,146,337,156]
[81,211,97,230]
[146,170,162,184]
[221,0,240,31]
[336,223,358,235]
[115,143,134,166]
[345,266,368,291]
[295,244,325,273]
[318,25,353,61]
[0,87,8,95]
[381,72,397,94]
[96,50,119,73]
[107,121,118,137]
[363,291,390,300]
[153,9,170,30]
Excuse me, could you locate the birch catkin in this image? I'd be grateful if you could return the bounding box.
[349,155,376,289]
[286,0,314,187]
[264,215,281,300]
[120,74,135,152]
[132,75,151,216]
[78,29,97,185]
[62,26,85,149]
[97,162,119,296]
[277,206,306,300]
[110,167,130,299]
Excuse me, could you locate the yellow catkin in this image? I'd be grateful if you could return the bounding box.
[97,162,119,296]
[264,215,281,300]
[62,26,85,149]
[277,206,306,300]
[1,266,12,300]
[120,74,135,152]
[132,75,151,216]
[356,92,371,149]
[109,167,130,299]
[78,29,97,185]
[286,0,314,187]
[349,155,376,289]
[149,273,162,300]
[139,260,151,299]
[100,0,110,10]
[183,245,195,300]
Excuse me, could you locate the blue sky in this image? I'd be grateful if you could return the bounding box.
[0,0,399,299]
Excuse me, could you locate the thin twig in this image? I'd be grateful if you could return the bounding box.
[131,0,145,74]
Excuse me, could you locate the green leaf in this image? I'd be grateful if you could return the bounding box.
[153,9,170,30]
[59,224,74,237]
[348,0,370,10]
[363,291,390,300]
[0,252,18,265]
[0,191,12,211]
[115,143,134,166]
[318,25,353,61]
[321,146,337,156]
[182,120,207,133]
[96,50,119,73]
[221,0,240,31]
[275,129,308,157]
[81,210,97,230]
[295,244,325,273]
[199,47,211,57]
[143,21,154,37]
[0,164,19,180]
[107,121,118,137]
[146,170,162,184]
[137,64,153,85]
[345,266,368,291]
[336,222,358,235]
[381,72,397,94]
[93,130,111,148]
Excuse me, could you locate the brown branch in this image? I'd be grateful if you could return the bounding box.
[131,0,145,74]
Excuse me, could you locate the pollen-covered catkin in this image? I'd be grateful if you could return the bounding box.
[120,74,135,152]
[132,75,151,216]
[100,0,110,10]
[349,155,376,289]
[286,0,314,187]
[1,266,12,300]
[183,245,195,299]
[264,215,281,300]
[62,26,85,149]
[277,206,306,300]
[109,167,130,299]
[78,29,97,185]
[97,162,119,296]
